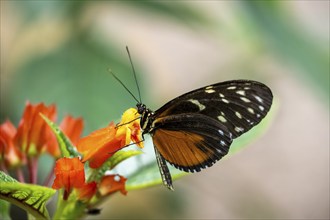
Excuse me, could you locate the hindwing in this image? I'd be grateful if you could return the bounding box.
[151,113,233,172]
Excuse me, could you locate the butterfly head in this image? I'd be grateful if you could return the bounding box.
[136,103,146,115]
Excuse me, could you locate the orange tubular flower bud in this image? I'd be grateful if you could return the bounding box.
[0,120,25,168]
[60,115,84,145]
[77,108,143,169]
[99,175,127,196]
[52,157,85,199]
[77,123,118,168]
[14,102,57,156]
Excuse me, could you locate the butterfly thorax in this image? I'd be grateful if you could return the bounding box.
[137,103,155,134]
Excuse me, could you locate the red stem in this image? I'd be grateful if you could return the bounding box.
[63,189,69,200]
[0,163,8,173]
[16,168,25,183]
[28,157,38,184]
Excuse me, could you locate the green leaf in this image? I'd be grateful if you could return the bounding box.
[0,199,11,220]
[126,162,186,191]
[88,150,143,182]
[108,150,143,170]
[40,113,80,157]
[0,171,15,220]
[0,171,18,183]
[0,171,56,220]
[126,1,213,28]
[126,99,278,190]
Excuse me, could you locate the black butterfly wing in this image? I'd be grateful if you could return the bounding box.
[151,113,233,172]
[154,80,273,139]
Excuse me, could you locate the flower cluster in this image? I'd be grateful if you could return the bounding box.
[0,102,143,218]
[0,102,85,182]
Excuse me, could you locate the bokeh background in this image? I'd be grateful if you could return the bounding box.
[1,1,329,219]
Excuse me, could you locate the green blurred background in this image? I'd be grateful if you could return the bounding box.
[1,1,329,219]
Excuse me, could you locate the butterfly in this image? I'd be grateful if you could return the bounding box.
[113,47,273,190]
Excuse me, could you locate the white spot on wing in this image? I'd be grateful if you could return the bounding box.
[188,99,205,111]
[218,115,227,123]
[240,97,251,103]
[247,119,254,125]
[220,140,226,146]
[221,98,229,103]
[254,95,263,103]
[227,86,236,90]
[205,89,216,93]
[219,93,225,98]
[235,127,244,132]
[218,129,224,136]
[248,107,254,114]
[259,105,265,111]
[236,90,245,96]
[235,111,242,119]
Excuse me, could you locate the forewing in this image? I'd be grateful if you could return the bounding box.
[152,114,233,172]
[155,80,273,138]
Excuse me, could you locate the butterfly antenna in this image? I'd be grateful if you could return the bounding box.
[108,68,140,103]
[126,46,142,103]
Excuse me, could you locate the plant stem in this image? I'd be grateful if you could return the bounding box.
[53,190,87,220]
[28,157,38,184]
[0,163,8,173]
[43,163,55,187]
[16,167,25,183]
[53,193,67,220]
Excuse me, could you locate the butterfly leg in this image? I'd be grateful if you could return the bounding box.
[154,146,174,191]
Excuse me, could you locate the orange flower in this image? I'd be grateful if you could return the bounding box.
[77,123,117,168]
[60,115,84,145]
[99,175,127,196]
[77,108,143,169]
[47,115,84,158]
[0,120,25,168]
[76,181,97,202]
[14,102,57,156]
[52,157,85,199]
